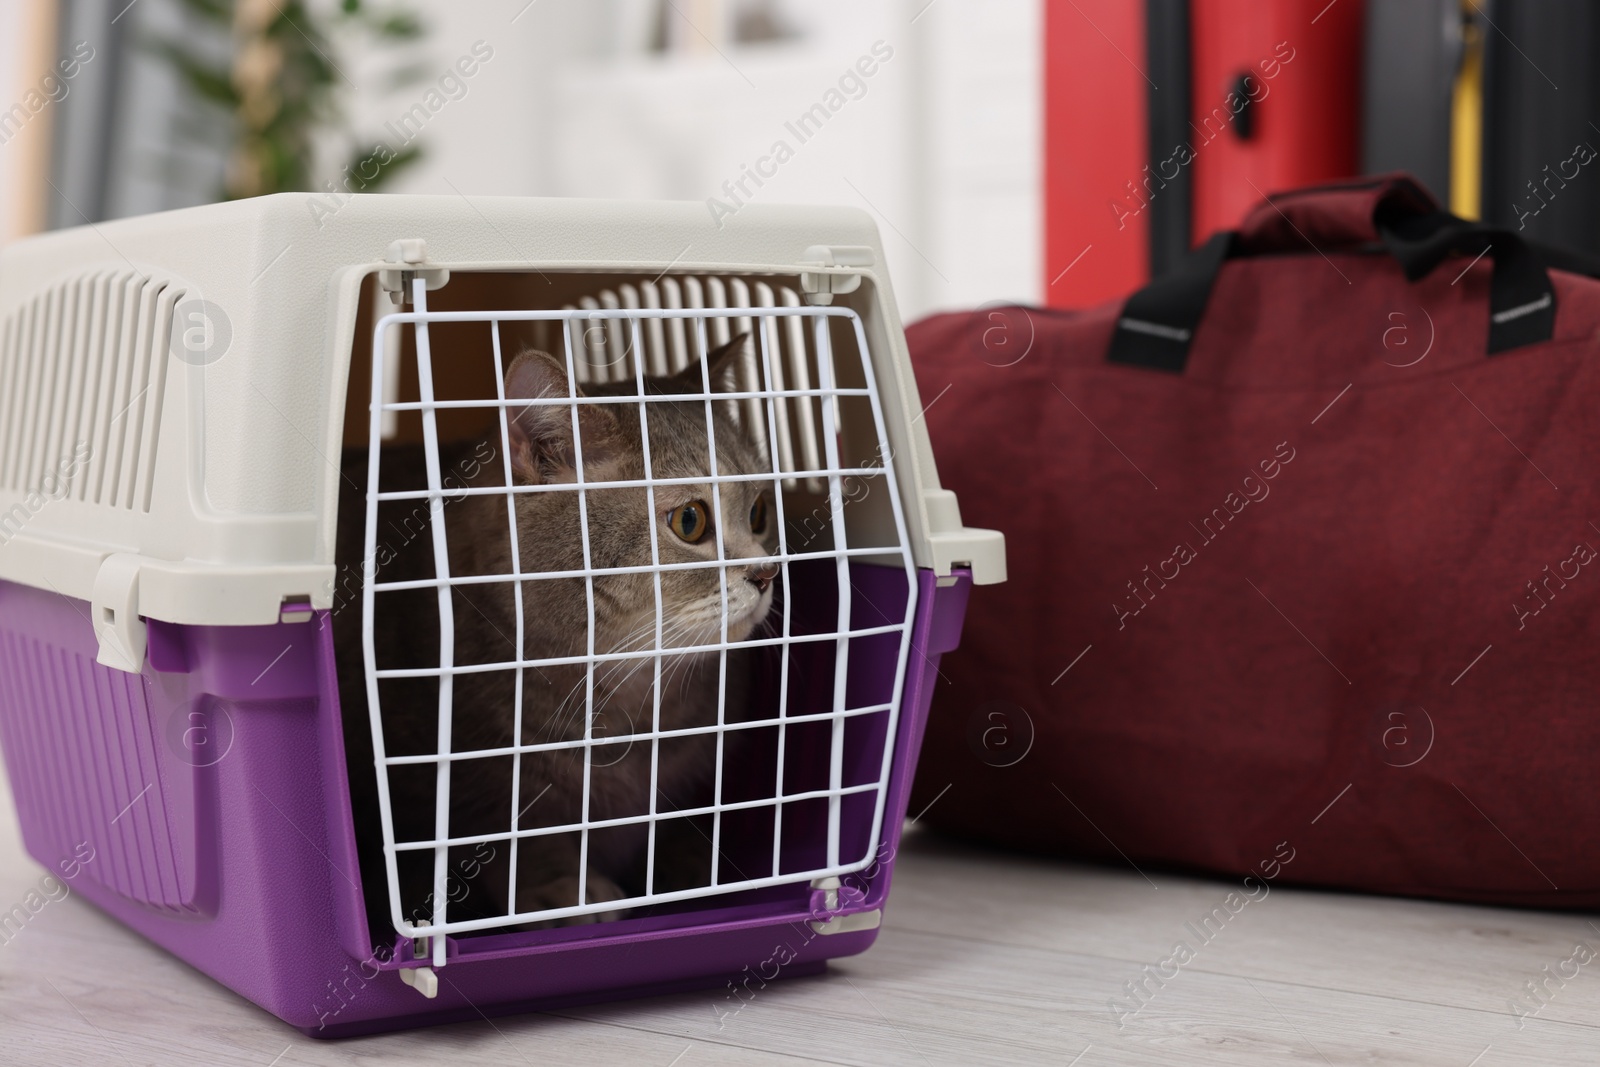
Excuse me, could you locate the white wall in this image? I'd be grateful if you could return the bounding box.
[0,0,56,246]
[338,0,1040,323]
[916,1,1041,317]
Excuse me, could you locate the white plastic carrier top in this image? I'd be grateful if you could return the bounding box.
[0,194,1003,673]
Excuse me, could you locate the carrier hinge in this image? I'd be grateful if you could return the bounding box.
[399,965,438,998]
[379,239,451,305]
[807,875,883,935]
[799,245,870,305]
[399,935,439,997]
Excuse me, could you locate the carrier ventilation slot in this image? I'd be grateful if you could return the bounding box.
[0,631,201,913]
[564,277,826,493]
[0,272,178,513]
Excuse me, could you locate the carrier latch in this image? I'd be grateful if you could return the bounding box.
[92,553,147,674]
[799,245,870,305]
[379,239,451,304]
[924,489,1007,585]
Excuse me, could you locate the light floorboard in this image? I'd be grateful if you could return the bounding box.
[1,766,1595,1066]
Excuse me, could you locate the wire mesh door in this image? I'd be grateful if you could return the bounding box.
[361,276,919,964]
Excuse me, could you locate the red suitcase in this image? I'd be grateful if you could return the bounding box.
[1045,0,1364,306]
[911,175,1600,908]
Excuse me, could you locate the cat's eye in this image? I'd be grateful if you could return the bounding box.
[668,500,711,544]
[749,497,768,535]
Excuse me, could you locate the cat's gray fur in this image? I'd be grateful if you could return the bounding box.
[335,336,778,932]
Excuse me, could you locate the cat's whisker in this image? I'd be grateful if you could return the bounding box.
[660,645,712,704]
[751,613,779,643]
[547,668,592,738]
[613,619,701,710]
[588,650,661,724]
[548,615,664,729]
[550,614,695,747]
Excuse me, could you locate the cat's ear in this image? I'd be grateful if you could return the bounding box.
[704,332,750,393]
[503,350,619,484]
[663,332,749,395]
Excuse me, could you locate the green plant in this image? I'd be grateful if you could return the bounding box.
[149,0,426,200]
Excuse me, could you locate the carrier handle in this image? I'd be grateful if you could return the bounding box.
[1375,208,1555,353]
[1107,174,1568,372]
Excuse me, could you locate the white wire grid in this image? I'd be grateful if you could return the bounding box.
[362,278,920,963]
[563,276,825,494]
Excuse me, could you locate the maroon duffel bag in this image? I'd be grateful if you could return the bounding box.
[907,174,1600,908]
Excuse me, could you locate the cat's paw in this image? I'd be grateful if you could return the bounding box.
[514,871,629,928]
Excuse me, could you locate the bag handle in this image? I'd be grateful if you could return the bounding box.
[1107,174,1561,372]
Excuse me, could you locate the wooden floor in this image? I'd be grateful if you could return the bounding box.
[2,765,1598,1067]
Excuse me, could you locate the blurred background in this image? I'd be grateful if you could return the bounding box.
[0,0,1040,324]
[2,0,1598,323]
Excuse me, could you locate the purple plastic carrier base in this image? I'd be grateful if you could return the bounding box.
[0,565,971,1036]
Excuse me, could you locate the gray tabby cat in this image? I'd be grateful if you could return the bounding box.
[336,335,779,933]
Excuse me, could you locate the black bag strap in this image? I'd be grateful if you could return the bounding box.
[1375,209,1555,354]
[1107,183,1597,372]
[1106,232,1234,373]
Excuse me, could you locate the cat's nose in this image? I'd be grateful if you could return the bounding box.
[747,563,779,593]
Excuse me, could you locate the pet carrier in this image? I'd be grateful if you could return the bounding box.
[0,194,1003,1035]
